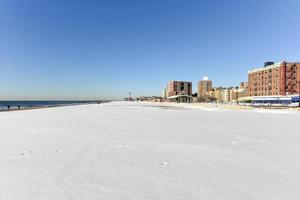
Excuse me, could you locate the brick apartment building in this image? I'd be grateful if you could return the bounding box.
[166,80,192,97]
[198,76,212,97]
[248,61,300,96]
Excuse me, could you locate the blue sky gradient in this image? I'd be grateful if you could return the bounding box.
[1,0,300,100]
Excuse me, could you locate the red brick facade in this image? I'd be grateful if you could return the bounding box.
[248,62,300,96]
[167,81,192,97]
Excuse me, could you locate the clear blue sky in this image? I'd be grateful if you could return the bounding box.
[0,0,299,100]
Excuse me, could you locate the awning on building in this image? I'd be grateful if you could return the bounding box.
[167,94,193,103]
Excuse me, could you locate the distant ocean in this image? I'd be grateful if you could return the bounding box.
[0,101,100,111]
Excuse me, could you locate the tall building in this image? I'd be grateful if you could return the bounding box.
[198,76,212,97]
[221,88,230,102]
[237,82,248,98]
[166,80,192,97]
[248,61,300,96]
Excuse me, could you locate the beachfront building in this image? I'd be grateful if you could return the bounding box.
[221,88,230,103]
[197,76,212,98]
[237,82,248,99]
[168,94,193,103]
[166,80,192,97]
[164,80,193,103]
[209,87,222,102]
[239,82,248,90]
[248,61,300,96]
[227,87,238,102]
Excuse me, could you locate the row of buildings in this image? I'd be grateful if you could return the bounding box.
[163,78,247,103]
[163,61,300,104]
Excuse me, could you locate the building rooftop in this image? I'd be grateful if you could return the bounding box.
[248,62,282,73]
[169,80,192,83]
[203,76,209,81]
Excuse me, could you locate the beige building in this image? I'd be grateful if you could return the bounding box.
[240,82,248,90]
[221,88,230,102]
[229,87,239,102]
[210,87,222,102]
[198,76,212,97]
[237,82,248,98]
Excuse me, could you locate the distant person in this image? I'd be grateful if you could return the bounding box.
[7,105,10,109]
[18,105,21,110]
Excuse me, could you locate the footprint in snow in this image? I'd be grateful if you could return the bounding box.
[160,160,183,168]
[20,150,33,156]
[114,144,132,149]
[160,161,168,168]
[55,150,63,153]
[230,134,246,144]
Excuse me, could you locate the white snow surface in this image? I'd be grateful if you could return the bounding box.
[0,101,299,200]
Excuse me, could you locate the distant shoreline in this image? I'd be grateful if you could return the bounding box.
[0,101,111,113]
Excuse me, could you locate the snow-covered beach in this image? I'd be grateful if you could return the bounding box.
[0,101,299,199]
